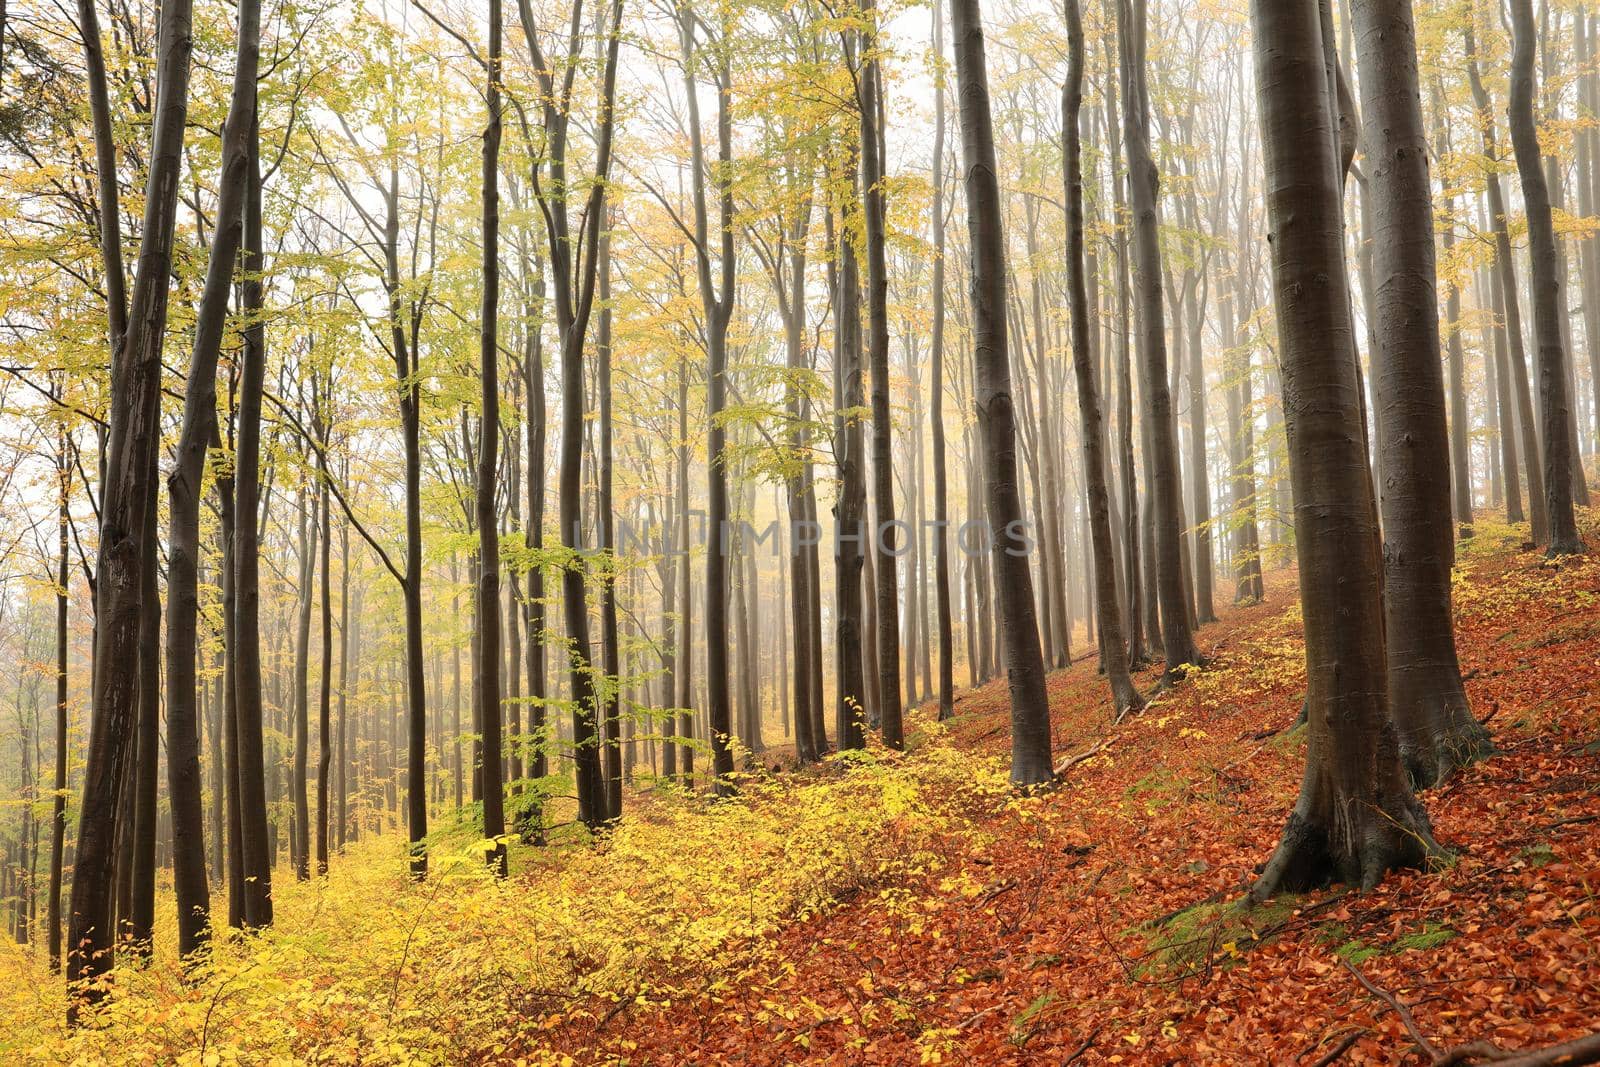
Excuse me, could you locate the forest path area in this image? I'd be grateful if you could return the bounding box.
[545,519,1600,1065]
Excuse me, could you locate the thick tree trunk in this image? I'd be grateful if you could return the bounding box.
[950,0,1055,786]
[1064,0,1143,719]
[1250,0,1437,897]
[1352,0,1491,788]
[1507,0,1584,555]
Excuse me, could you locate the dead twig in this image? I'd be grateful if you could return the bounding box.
[1062,1025,1102,1064]
[1306,1028,1367,1067]
[1341,957,1439,1060]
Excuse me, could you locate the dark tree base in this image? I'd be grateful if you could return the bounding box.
[1111,678,1145,722]
[1400,701,1495,791]
[1251,793,1440,900]
[1547,533,1585,558]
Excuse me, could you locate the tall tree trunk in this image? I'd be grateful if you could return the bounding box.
[1025,204,1072,666]
[834,171,869,752]
[48,431,70,971]
[1507,0,1584,554]
[783,195,820,758]
[678,9,738,791]
[129,480,159,957]
[597,214,622,820]
[1352,0,1491,788]
[163,0,260,954]
[520,242,548,803]
[929,0,955,721]
[1539,7,1592,506]
[291,481,313,880]
[234,111,274,930]
[1434,101,1475,539]
[857,0,903,748]
[676,357,695,781]
[516,0,623,824]
[337,518,350,852]
[220,402,244,926]
[316,406,333,873]
[1064,0,1143,718]
[478,0,507,874]
[1119,0,1198,683]
[1104,25,1145,669]
[1466,19,1548,543]
[950,0,1055,786]
[1486,250,1525,523]
[68,0,195,1008]
[1586,12,1600,455]
[659,487,679,780]
[1249,0,1436,896]
[1187,279,1216,624]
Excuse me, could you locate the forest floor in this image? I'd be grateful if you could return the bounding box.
[6,515,1599,1065]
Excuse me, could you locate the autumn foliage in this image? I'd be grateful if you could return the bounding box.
[2,521,1596,1064]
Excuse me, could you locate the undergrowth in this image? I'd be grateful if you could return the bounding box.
[0,741,1009,1065]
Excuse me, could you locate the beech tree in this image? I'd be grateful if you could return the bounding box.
[949,0,1054,788]
[1507,0,1584,556]
[1250,0,1438,896]
[856,0,903,751]
[928,0,955,722]
[1063,0,1142,720]
[164,0,262,952]
[1349,0,1490,788]
[1118,0,1200,684]
[516,0,625,826]
[67,0,194,1005]
[479,0,507,874]
[676,0,738,793]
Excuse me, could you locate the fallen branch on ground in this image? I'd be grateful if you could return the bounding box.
[1341,958,1600,1067]
[1053,738,1112,777]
